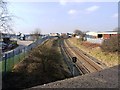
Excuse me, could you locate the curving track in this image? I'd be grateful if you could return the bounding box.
[61,39,105,75]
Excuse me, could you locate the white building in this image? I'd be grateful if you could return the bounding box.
[85,31,118,44]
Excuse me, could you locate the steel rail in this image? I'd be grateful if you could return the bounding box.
[63,39,103,74]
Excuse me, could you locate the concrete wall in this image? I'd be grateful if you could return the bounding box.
[86,38,103,44]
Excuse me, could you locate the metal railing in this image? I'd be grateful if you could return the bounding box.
[0,37,49,74]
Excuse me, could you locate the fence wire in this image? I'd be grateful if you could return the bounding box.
[0,37,48,74]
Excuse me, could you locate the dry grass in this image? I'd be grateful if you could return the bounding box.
[68,37,119,67]
[3,38,71,89]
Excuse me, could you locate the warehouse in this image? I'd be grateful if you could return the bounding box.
[85,31,118,44]
[97,31,118,39]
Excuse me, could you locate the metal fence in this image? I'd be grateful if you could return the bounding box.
[0,37,49,74]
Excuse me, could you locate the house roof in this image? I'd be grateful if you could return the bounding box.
[86,32,98,36]
[86,31,118,36]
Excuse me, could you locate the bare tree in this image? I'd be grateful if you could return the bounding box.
[73,29,84,38]
[73,29,83,36]
[73,29,86,41]
[31,28,41,41]
[0,0,13,33]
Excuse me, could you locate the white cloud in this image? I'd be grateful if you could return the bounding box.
[68,9,77,15]
[112,13,118,18]
[68,5,100,16]
[86,5,99,13]
[59,0,67,5]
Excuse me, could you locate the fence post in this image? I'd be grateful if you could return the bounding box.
[13,50,14,67]
[19,49,20,62]
[4,54,7,73]
[24,47,25,59]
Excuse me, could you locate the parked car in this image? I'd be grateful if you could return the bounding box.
[8,44,15,50]
[0,42,8,51]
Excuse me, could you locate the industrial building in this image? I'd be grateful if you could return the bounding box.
[85,31,118,44]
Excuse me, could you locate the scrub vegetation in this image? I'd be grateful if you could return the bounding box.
[101,36,119,52]
[3,38,71,89]
[68,37,119,67]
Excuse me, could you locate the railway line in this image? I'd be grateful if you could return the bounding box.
[60,39,105,75]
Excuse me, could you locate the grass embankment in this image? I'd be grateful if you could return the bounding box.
[3,38,71,89]
[1,52,25,72]
[68,37,118,67]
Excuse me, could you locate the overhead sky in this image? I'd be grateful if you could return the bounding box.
[7,0,118,34]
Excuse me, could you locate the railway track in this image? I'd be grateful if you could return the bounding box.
[61,39,104,75]
[59,39,81,76]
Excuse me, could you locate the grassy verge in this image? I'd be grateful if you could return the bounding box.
[68,37,119,67]
[53,39,71,76]
[0,52,26,72]
[3,38,71,89]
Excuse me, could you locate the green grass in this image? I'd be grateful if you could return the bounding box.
[0,61,3,72]
[0,52,26,73]
[3,38,72,89]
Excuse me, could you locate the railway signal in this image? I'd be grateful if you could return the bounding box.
[72,57,77,76]
[72,57,77,63]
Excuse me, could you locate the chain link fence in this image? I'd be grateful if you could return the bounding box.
[0,37,49,74]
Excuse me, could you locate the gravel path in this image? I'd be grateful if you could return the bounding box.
[26,65,119,89]
[17,40,33,46]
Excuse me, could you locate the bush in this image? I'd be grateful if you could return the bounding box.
[11,41,17,45]
[101,36,118,52]
[3,39,71,89]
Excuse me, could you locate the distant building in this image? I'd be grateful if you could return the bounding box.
[17,32,26,40]
[97,31,118,39]
[0,33,11,44]
[85,31,118,44]
[49,33,58,36]
[67,33,72,38]
[75,35,80,39]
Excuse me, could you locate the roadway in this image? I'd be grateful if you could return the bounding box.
[0,37,49,61]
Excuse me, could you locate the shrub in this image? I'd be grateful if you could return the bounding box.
[101,36,118,52]
[11,41,17,45]
[3,39,71,89]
